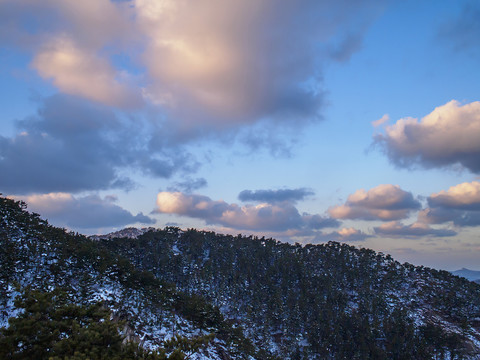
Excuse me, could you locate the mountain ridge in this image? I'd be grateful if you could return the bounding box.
[451,268,480,283]
[1,196,480,359]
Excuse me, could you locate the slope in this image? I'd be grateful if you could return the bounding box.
[0,196,263,359]
[100,227,480,359]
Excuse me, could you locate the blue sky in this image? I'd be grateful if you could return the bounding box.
[1,0,480,270]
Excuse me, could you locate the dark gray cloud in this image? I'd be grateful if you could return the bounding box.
[451,212,480,227]
[24,193,155,230]
[0,95,129,194]
[0,94,199,194]
[156,191,338,233]
[238,188,314,203]
[374,221,456,238]
[304,214,341,230]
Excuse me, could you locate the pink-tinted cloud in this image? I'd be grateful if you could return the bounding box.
[314,227,371,242]
[136,0,384,129]
[420,181,480,227]
[33,36,141,107]
[156,191,337,232]
[375,100,480,173]
[1,0,385,131]
[328,184,421,221]
[371,114,389,127]
[429,181,480,210]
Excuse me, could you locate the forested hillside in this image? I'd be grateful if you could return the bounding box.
[1,195,480,359]
[99,227,480,359]
[0,196,260,360]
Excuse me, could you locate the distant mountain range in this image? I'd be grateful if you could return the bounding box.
[452,268,480,284]
[1,195,480,359]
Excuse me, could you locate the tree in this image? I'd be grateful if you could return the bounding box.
[0,287,167,360]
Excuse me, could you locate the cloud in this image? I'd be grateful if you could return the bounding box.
[1,0,385,136]
[420,181,480,227]
[314,227,372,242]
[167,177,208,193]
[0,95,129,194]
[0,0,134,52]
[23,192,155,230]
[374,221,456,238]
[32,36,141,107]
[328,184,421,221]
[137,0,385,130]
[439,2,480,58]
[0,94,198,194]
[238,188,314,203]
[374,100,480,173]
[156,191,338,232]
[371,114,389,127]
[0,0,140,107]
[428,181,480,210]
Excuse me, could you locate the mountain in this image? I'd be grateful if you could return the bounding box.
[452,268,480,283]
[0,196,257,359]
[1,195,480,359]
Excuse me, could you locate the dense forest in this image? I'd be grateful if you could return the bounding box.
[1,196,480,359]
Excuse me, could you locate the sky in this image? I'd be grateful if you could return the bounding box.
[1,0,480,271]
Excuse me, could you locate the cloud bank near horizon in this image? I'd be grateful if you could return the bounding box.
[156,191,339,234]
[22,193,155,231]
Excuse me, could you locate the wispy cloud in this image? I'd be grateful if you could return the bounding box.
[371,114,389,127]
[238,188,314,203]
[374,221,456,238]
[439,1,480,58]
[167,177,208,193]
